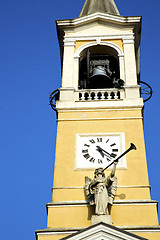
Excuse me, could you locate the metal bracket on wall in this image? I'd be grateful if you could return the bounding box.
[49,88,60,112]
[139,80,152,102]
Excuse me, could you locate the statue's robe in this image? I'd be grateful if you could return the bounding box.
[90,174,115,215]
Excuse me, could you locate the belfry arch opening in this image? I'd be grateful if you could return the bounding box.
[79,45,120,89]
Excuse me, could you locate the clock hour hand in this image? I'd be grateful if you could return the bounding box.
[96,146,112,158]
[96,147,105,158]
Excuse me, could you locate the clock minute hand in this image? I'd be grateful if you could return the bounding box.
[96,146,112,158]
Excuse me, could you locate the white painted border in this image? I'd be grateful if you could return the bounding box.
[74,132,126,170]
[73,40,125,88]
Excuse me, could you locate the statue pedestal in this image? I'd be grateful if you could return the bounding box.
[91,215,113,225]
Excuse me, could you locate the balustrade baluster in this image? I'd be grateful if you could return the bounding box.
[94,91,98,100]
[81,92,85,101]
[108,92,112,99]
[78,89,123,101]
[88,92,92,100]
[114,91,118,99]
[101,91,105,100]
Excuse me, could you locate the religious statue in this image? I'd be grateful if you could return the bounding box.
[85,162,117,216]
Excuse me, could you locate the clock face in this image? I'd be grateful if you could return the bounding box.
[75,133,126,170]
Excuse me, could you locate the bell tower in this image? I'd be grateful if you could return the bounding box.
[36,0,160,239]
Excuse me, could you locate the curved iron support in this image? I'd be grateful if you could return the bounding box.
[49,89,60,112]
[138,80,152,102]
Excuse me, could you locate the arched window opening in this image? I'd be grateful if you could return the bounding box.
[79,45,121,89]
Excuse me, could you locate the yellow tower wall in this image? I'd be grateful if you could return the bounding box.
[36,13,160,240]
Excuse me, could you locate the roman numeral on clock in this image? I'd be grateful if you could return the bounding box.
[83,154,90,159]
[97,138,102,142]
[82,149,88,153]
[89,157,95,163]
[112,149,118,152]
[111,153,117,158]
[84,144,90,147]
[110,143,116,147]
[98,159,103,164]
[89,139,95,144]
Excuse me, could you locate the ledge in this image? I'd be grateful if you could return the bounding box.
[36,225,160,235]
[46,199,158,207]
[53,185,151,189]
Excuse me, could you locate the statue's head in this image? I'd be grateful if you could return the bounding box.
[94,168,105,178]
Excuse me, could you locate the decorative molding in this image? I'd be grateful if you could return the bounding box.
[50,222,148,240]
[129,229,160,233]
[74,40,124,58]
[57,117,143,122]
[56,12,141,27]
[118,185,151,189]
[46,199,157,207]
[53,186,84,189]
[121,226,160,230]
[124,85,140,89]
[64,38,76,46]
[123,37,135,44]
[66,34,134,39]
[36,226,160,233]
[36,225,160,239]
[57,108,142,113]
[64,34,134,42]
[60,87,75,91]
[53,185,150,190]
[36,231,77,236]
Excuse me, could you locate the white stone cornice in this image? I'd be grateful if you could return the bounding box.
[60,87,75,91]
[47,200,158,206]
[52,185,150,189]
[64,38,76,46]
[64,34,134,41]
[123,36,135,44]
[57,108,143,113]
[124,85,140,89]
[57,117,143,122]
[56,12,141,27]
[123,39,135,44]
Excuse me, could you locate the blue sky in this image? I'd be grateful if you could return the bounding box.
[0,0,160,239]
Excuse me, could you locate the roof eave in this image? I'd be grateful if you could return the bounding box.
[56,13,141,28]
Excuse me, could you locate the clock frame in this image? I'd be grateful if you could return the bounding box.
[75,133,126,170]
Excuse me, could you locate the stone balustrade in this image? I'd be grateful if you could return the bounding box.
[76,89,124,101]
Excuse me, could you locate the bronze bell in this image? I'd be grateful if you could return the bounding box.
[89,66,112,88]
[90,66,110,79]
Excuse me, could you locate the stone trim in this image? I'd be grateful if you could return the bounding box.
[35,226,160,240]
[60,222,147,240]
[46,199,157,207]
[57,108,143,113]
[56,101,144,111]
[57,117,143,122]
[53,185,150,189]
[56,13,141,27]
